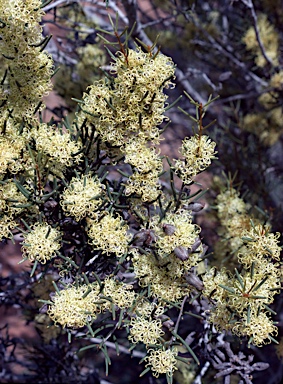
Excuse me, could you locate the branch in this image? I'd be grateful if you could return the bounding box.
[173,295,187,335]
[240,0,274,67]
[43,0,79,12]
[97,0,129,25]
[188,12,268,88]
[75,332,146,358]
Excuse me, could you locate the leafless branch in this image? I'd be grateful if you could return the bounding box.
[187,11,268,88]
[43,0,79,12]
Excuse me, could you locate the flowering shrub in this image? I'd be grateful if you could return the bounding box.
[1,1,282,384]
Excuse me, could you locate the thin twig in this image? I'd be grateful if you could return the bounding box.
[43,0,79,12]
[240,0,273,67]
[188,12,268,87]
[173,295,188,336]
[75,332,146,358]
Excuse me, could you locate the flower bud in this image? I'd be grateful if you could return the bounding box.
[132,229,156,246]
[162,223,176,235]
[39,304,48,314]
[162,319,175,330]
[174,245,189,261]
[188,237,202,254]
[185,272,204,290]
[185,202,205,212]
[159,315,174,330]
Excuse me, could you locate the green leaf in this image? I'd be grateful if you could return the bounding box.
[171,331,199,365]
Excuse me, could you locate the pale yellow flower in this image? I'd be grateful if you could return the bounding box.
[270,71,283,89]
[242,14,279,67]
[33,124,82,167]
[174,134,217,184]
[0,214,16,240]
[202,267,230,301]
[208,304,235,333]
[233,312,278,347]
[216,188,247,220]
[48,283,101,328]
[0,180,28,216]
[150,211,200,258]
[61,174,104,221]
[129,317,164,345]
[146,347,178,377]
[103,277,136,309]
[133,299,165,319]
[77,47,175,147]
[21,223,61,264]
[125,170,161,202]
[0,0,53,116]
[0,136,26,175]
[124,140,162,174]
[150,271,191,302]
[241,223,281,262]
[88,213,131,257]
[132,249,191,302]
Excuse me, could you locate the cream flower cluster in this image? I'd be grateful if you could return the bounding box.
[77,48,175,147]
[0,0,53,118]
[103,277,136,309]
[124,140,162,174]
[0,180,29,239]
[48,283,101,328]
[61,175,104,221]
[123,140,163,201]
[0,111,30,178]
[214,187,251,261]
[215,186,281,269]
[242,13,279,67]
[238,223,281,266]
[133,299,165,319]
[130,209,202,302]
[174,135,217,184]
[127,298,166,349]
[32,124,83,168]
[150,211,201,258]
[203,188,281,346]
[0,181,28,215]
[233,312,278,347]
[242,71,283,146]
[75,47,175,202]
[145,347,178,378]
[129,317,164,346]
[202,267,230,301]
[0,135,26,175]
[21,223,61,264]
[124,171,161,202]
[0,215,16,240]
[48,279,136,329]
[88,213,131,257]
[217,188,247,219]
[202,265,280,346]
[131,250,192,302]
